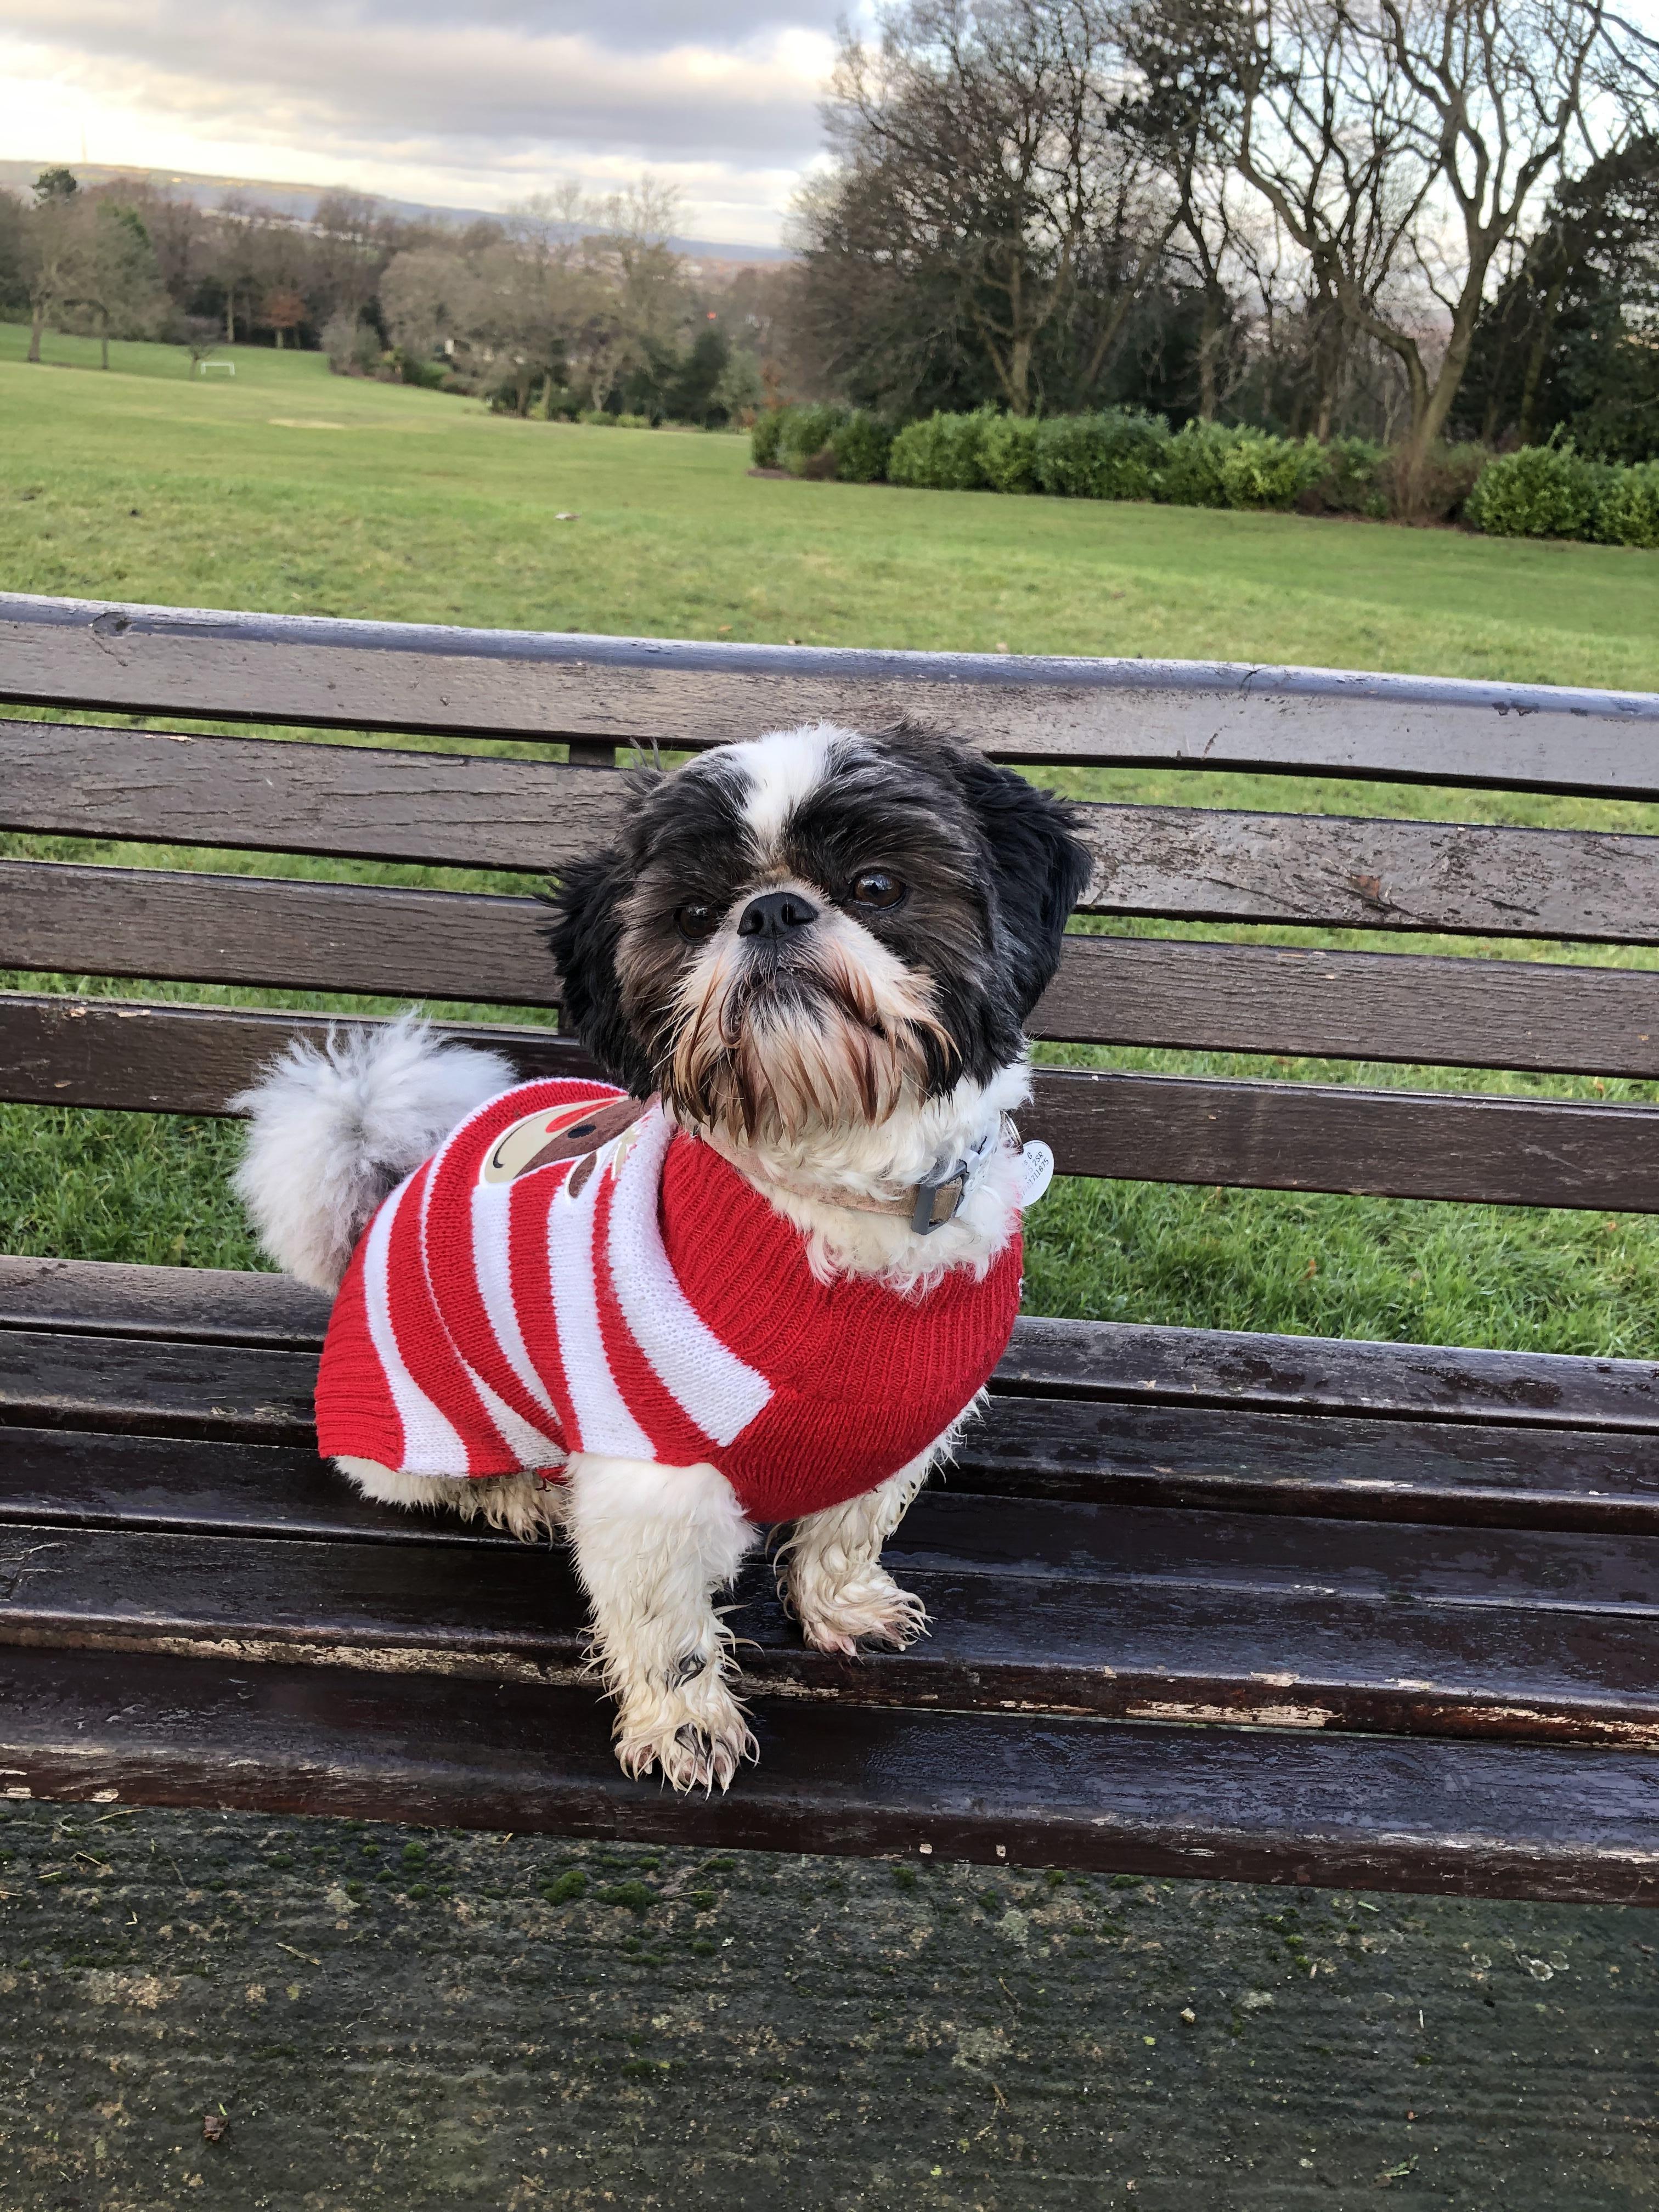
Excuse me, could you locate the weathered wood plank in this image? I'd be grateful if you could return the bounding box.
[0,861,566,1009]
[953,1396,1659,1530]
[3,1515,1659,1750]
[0,1328,318,1441]
[0,1429,455,1545]
[5,1643,1657,1900]
[0,1256,334,1349]
[13,724,1659,945]
[1002,1314,1659,1431]
[3,594,1657,792]
[0,994,594,1113]
[1036,934,1659,1071]
[19,1398,1659,1610]
[0,721,621,873]
[13,862,1659,1071]
[10,1280,1659,1525]
[5,993,1658,1209]
[1073,805,1659,944]
[9,1256,1659,1436]
[1033,1066,1659,1210]
[10,1385,1659,1542]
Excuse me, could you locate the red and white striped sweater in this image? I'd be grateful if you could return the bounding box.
[315,1079,1023,1524]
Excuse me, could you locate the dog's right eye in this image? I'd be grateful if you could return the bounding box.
[675,901,720,943]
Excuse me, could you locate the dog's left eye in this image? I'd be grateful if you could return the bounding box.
[674,902,720,942]
[850,870,905,910]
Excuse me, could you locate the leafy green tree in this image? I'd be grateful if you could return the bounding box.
[667,324,731,423]
[80,205,167,368]
[1456,138,1659,462]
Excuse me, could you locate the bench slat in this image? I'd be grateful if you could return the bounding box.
[10,1394,1659,1572]
[0,1257,334,1349]
[11,862,1659,1073]
[8,1256,1658,1432]
[1076,805,1659,943]
[6,994,1659,1209]
[10,1322,1659,1529]
[12,723,1659,944]
[2,1513,1659,1749]
[4,1641,1655,1900]
[0,861,565,1010]
[0,721,621,873]
[4,594,1658,794]
[0,994,595,1111]
[7,1401,1659,1541]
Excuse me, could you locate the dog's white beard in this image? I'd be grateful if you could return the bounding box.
[663,923,952,1148]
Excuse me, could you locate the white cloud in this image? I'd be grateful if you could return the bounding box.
[0,1,850,244]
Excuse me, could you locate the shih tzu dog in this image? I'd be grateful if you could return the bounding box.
[234,723,1090,1792]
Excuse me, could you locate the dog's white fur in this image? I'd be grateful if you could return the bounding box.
[235,727,1034,1792]
[230,1016,514,1294]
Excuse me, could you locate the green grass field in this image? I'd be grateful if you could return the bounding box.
[4,328,1659,1355]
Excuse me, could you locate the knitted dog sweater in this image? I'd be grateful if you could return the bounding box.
[315,1078,1023,1524]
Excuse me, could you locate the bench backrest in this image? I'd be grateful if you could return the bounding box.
[4,590,1659,1218]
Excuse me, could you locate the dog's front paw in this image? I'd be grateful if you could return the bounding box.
[793,1564,930,1657]
[613,1669,758,1793]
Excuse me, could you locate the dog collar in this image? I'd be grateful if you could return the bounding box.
[757,1115,1054,1237]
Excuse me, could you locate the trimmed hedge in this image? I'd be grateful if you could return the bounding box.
[749,406,1658,545]
[1466,441,1659,549]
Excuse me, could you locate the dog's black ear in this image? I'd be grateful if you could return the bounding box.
[543,848,656,1095]
[953,757,1092,1018]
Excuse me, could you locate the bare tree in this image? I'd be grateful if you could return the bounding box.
[379,246,485,367]
[819,0,1177,417]
[1229,0,1624,504]
[24,170,84,363]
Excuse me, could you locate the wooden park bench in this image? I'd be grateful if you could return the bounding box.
[3,590,1659,1905]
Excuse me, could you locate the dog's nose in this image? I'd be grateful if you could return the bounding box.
[737,889,819,938]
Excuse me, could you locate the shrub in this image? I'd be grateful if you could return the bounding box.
[750,409,787,469]
[1395,441,1491,524]
[888,409,994,490]
[321,311,379,378]
[397,349,448,391]
[1302,435,1391,518]
[1466,441,1605,538]
[1153,420,1239,507]
[1593,461,1659,550]
[777,403,848,478]
[829,409,894,483]
[1033,409,1167,500]
[979,413,1042,493]
[1219,431,1327,511]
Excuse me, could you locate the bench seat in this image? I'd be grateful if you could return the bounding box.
[7,593,1659,1904]
[3,1254,1657,1904]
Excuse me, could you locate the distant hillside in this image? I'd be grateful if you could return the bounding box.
[0,160,791,267]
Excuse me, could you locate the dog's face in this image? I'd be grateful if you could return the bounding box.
[547,724,1091,1146]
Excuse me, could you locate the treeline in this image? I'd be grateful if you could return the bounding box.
[765,0,1659,511]
[0,168,774,424]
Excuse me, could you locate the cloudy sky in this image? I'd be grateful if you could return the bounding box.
[0,2,871,244]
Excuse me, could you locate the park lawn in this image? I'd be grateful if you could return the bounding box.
[3,326,1659,1355]
[2,324,1658,686]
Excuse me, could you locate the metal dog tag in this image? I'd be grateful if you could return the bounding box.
[1015,1139,1054,1210]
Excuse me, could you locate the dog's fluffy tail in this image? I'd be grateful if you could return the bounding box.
[230,1016,516,1293]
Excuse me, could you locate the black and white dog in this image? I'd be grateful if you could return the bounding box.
[235,723,1090,1790]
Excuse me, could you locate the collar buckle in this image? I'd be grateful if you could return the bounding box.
[909,1118,1007,1236]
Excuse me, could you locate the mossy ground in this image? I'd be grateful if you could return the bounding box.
[0,1805,1651,2211]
